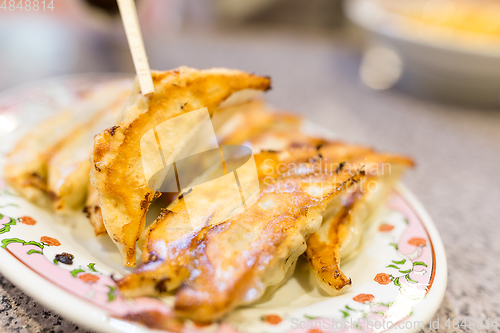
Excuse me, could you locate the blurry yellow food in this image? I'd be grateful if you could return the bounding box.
[4,80,132,207]
[47,85,131,214]
[379,0,500,39]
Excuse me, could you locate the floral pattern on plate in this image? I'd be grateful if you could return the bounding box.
[0,186,435,333]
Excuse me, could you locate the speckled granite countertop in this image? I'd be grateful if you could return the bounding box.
[0,28,499,332]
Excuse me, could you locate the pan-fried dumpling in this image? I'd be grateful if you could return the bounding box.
[47,85,131,213]
[89,67,271,266]
[305,148,414,295]
[4,80,133,207]
[83,179,107,236]
[118,141,366,322]
[117,140,320,296]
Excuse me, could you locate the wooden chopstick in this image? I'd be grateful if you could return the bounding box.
[117,0,155,97]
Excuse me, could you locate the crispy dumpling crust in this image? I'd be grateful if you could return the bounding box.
[118,141,369,322]
[305,150,414,295]
[90,67,271,266]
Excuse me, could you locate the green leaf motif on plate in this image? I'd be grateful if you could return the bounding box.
[71,268,85,277]
[0,216,16,234]
[0,188,19,197]
[374,301,393,307]
[1,238,44,249]
[108,286,116,302]
[304,314,319,319]
[392,259,406,265]
[413,261,428,267]
[405,274,418,283]
[0,203,19,208]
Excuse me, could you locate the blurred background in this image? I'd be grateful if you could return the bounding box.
[0,0,499,331]
[2,0,500,105]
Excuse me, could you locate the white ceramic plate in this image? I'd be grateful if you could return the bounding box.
[0,76,446,333]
